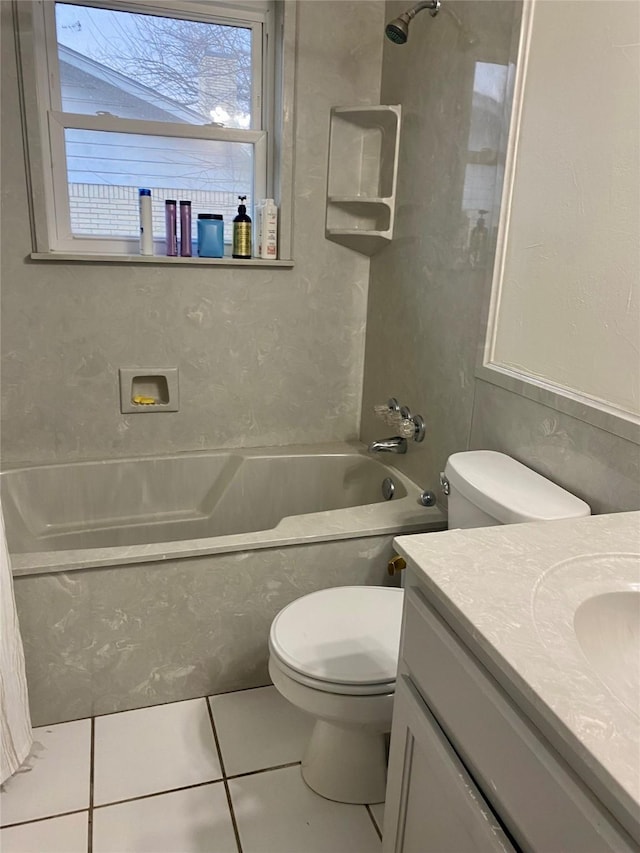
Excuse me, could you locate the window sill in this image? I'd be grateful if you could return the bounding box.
[30,252,294,268]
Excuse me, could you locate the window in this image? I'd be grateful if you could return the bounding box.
[28,0,275,255]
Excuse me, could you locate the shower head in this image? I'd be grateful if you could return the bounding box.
[385,0,441,44]
[385,13,411,44]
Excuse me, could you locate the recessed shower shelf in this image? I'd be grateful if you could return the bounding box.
[325,105,401,256]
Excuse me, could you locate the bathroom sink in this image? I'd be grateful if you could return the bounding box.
[532,552,640,717]
[573,591,640,714]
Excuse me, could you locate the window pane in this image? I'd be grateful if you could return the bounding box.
[65,129,253,240]
[55,4,253,128]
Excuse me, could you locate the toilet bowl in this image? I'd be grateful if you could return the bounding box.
[269,451,591,805]
[268,585,403,804]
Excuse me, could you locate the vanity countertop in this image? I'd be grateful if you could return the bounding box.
[394,511,640,842]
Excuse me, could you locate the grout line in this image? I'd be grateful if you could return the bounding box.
[88,717,95,853]
[68,759,306,808]
[37,683,274,727]
[366,804,383,841]
[226,761,301,781]
[4,762,305,832]
[2,761,302,830]
[205,697,227,778]
[1,808,89,831]
[92,779,225,811]
[222,780,243,853]
[205,698,243,853]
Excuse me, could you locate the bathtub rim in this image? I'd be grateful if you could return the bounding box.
[3,441,446,577]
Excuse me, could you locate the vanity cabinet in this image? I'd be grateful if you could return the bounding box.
[383,574,636,853]
[386,673,515,853]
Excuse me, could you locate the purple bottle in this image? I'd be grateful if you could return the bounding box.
[180,201,192,257]
[165,200,177,256]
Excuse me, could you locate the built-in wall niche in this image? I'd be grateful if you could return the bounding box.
[479,0,640,444]
[325,105,401,256]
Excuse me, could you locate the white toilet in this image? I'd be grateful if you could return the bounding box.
[268,451,591,804]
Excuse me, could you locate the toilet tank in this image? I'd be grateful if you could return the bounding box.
[444,451,591,529]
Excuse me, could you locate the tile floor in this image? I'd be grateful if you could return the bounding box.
[0,686,384,853]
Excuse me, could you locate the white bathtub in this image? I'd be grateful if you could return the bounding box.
[2,443,445,725]
[2,442,444,575]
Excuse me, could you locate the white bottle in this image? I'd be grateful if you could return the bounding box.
[139,188,153,255]
[255,199,265,258]
[258,199,278,259]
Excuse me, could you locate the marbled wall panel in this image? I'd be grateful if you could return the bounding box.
[470,381,640,515]
[365,1,639,516]
[14,535,397,726]
[361,1,520,494]
[0,1,384,467]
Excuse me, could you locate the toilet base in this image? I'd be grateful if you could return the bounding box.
[301,719,388,804]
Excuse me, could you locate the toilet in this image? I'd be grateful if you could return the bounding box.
[268,451,591,804]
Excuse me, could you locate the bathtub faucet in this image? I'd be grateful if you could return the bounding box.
[368,436,408,454]
[372,400,426,448]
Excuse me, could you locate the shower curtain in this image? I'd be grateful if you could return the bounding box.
[0,501,32,784]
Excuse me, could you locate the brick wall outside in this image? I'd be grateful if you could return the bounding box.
[69,183,245,241]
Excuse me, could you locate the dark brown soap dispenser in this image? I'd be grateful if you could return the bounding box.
[232,196,252,259]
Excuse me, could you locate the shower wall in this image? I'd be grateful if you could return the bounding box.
[362,0,519,495]
[0,1,384,468]
[362,0,639,513]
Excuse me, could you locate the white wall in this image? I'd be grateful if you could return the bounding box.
[362,0,519,492]
[490,0,640,418]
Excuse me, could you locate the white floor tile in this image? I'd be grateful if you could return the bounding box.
[0,720,91,825]
[369,802,385,836]
[209,686,314,776]
[92,783,238,853]
[94,698,222,806]
[0,811,88,853]
[229,765,381,853]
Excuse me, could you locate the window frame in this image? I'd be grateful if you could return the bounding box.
[29,0,271,255]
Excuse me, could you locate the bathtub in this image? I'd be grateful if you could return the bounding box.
[2,442,445,725]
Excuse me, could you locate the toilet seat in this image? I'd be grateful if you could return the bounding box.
[269,654,396,695]
[269,586,403,695]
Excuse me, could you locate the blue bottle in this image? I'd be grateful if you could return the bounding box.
[197,214,224,258]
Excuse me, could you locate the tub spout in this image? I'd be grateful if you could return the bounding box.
[368,436,408,454]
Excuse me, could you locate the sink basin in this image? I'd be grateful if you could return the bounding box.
[573,591,640,715]
[532,552,640,717]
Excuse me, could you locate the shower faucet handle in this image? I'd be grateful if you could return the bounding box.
[398,418,418,439]
[408,414,426,442]
[373,398,425,442]
[399,407,426,442]
[373,398,402,427]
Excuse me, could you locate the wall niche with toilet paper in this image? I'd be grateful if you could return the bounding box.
[119,368,179,413]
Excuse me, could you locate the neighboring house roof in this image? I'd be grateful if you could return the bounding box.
[59,45,251,192]
[59,44,206,123]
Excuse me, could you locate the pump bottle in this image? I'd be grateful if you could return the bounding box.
[232,196,252,259]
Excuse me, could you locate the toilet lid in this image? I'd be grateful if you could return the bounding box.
[269,586,403,686]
